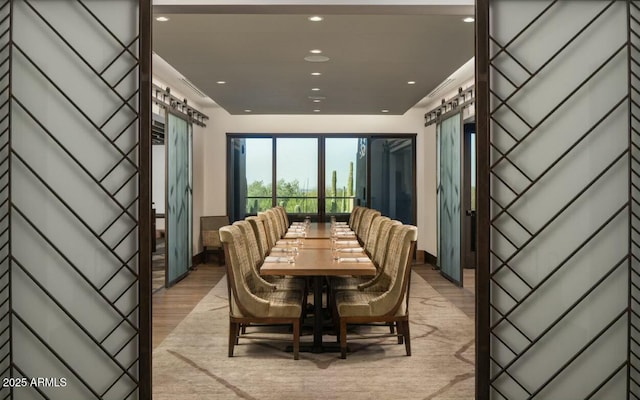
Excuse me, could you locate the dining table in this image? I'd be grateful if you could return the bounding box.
[261,222,376,353]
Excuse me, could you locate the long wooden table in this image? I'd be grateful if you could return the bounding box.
[261,225,376,352]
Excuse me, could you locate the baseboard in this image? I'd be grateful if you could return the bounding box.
[192,251,204,267]
[418,250,437,266]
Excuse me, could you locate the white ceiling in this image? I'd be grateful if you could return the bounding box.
[152,4,474,115]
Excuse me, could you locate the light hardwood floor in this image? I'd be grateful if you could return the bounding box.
[152,261,476,349]
[152,262,226,349]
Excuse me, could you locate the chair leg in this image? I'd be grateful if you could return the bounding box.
[396,321,404,344]
[403,320,412,356]
[228,321,239,357]
[340,319,348,359]
[388,321,395,334]
[332,301,340,343]
[293,319,300,360]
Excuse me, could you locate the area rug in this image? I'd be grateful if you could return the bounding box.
[152,272,475,400]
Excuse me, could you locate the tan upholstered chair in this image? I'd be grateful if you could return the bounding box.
[330,218,400,294]
[234,220,305,293]
[266,208,285,239]
[349,206,364,232]
[246,216,270,259]
[275,205,290,231]
[258,212,278,250]
[357,209,381,246]
[200,215,229,263]
[364,215,388,258]
[220,225,304,360]
[334,224,417,359]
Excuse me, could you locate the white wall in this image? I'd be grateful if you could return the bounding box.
[152,145,165,215]
[201,106,437,253]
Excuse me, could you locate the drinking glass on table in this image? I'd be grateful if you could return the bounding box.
[331,238,339,261]
[287,245,298,264]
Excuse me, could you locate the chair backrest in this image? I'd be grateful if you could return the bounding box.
[364,215,389,257]
[265,209,284,240]
[201,215,229,248]
[219,225,273,318]
[258,212,278,250]
[348,206,361,228]
[233,220,262,271]
[275,205,289,230]
[247,216,270,258]
[369,224,417,317]
[350,206,364,232]
[357,209,381,245]
[372,219,402,269]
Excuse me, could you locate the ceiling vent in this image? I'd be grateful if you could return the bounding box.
[179,77,207,98]
[427,78,455,99]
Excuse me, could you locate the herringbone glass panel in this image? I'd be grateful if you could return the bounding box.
[489,1,629,398]
[10,1,141,398]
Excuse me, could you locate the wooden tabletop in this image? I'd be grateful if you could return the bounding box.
[284,222,358,240]
[261,246,375,277]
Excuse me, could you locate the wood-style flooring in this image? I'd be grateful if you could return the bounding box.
[152,262,226,349]
[152,261,476,349]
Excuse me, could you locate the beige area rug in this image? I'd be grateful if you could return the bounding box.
[153,272,475,400]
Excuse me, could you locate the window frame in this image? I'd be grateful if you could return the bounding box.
[226,133,417,223]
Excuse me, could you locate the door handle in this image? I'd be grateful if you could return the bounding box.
[466,210,476,217]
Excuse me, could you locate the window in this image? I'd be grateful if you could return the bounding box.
[325,138,358,215]
[227,134,416,224]
[228,137,273,221]
[276,138,318,214]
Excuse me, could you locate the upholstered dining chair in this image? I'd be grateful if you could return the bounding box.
[356,209,381,246]
[246,216,270,259]
[349,206,365,234]
[234,220,305,293]
[333,224,417,359]
[266,208,285,239]
[275,205,290,231]
[348,206,362,228]
[219,225,304,360]
[363,215,388,258]
[329,218,400,296]
[258,212,278,250]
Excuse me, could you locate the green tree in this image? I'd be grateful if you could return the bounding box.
[246,180,272,212]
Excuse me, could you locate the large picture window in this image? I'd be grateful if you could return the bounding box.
[227,134,416,223]
[276,138,319,214]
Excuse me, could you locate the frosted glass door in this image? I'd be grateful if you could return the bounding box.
[166,114,192,286]
[6,0,150,397]
[437,113,462,285]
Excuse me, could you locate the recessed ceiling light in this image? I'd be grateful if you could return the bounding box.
[463,17,475,23]
[310,49,323,54]
[217,81,226,84]
[311,72,322,76]
[308,16,323,22]
[381,109,390,113]
[407,81,416,85]
[304,55,330,63]
[313,99,321,103]
[311,88,320,91]
[244,109,252,113]
[314,109,321,112]
[156,16,170,22]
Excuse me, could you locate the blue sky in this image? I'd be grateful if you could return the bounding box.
[244,138,359,190]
